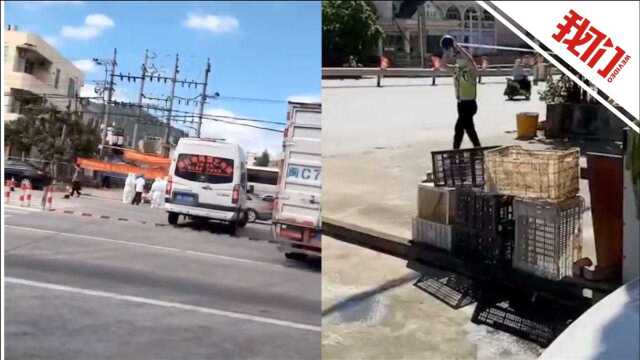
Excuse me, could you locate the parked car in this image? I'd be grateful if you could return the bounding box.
[245,193,275,223]
[3,160,51,190]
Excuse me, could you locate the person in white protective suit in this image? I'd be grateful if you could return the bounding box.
[157,177,167,207]
[150,177,163,208]
[122,173,136,204]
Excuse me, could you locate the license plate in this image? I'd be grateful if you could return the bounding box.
[174,193,196,205]
[286,165,321,186]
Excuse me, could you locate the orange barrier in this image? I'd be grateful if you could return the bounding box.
[77,158,168,180]
[123,149,171,167]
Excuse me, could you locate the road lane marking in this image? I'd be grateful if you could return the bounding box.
[6,277,320,333]
[4,205,44,213]
[6,225,286,269]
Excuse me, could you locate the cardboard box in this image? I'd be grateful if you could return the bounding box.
[417,183,456,224]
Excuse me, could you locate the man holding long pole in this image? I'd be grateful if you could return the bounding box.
[441,35,482,149]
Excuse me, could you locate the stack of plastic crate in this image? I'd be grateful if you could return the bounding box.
[413,146,499,251]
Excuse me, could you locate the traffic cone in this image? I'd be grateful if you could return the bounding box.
[4,180,10,204]
[26,182,32,207]
[19,180,27,206]
[46,186,54,210]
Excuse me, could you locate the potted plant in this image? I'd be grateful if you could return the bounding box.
[539,74,606,139]
[538,74,574,138]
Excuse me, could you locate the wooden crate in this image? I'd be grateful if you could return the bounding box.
[485,146,579,202]
[417,183,456,224]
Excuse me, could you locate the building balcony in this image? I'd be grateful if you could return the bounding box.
[5,71,52,94]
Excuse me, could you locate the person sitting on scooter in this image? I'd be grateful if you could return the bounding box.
[512,58,531,92]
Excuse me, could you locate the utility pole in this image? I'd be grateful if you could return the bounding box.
[100,48,117,157]
[164,53,179,155]
[196,58,211,138]
[133,49,149,150]
[418,11,425,68]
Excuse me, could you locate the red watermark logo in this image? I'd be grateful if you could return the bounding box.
[552,9,631,83]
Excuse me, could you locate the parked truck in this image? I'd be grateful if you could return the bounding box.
[272,102,322,259]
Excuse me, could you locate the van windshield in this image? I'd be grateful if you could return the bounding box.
[175,154,234,184]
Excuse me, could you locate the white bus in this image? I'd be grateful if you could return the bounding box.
[246,166,279,222]
[247,166,279,196]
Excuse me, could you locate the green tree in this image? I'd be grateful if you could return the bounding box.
[4,104,100,175]
[254,149,270,167]
[322,1,384,66]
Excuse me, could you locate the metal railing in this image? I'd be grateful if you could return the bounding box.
[322,64,561,87]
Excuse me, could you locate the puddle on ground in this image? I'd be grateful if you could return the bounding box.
[325,295,388,326]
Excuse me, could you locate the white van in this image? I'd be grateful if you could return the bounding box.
[165,138,249,234]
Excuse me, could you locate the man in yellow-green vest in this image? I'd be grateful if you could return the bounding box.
[441,35,482,149]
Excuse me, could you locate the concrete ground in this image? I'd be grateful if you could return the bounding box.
[322,237,541,360]
[4,194,320,359]
[322,76,610,359]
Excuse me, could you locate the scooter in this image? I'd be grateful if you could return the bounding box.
[504,77,531,100]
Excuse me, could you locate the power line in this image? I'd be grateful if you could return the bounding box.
[12,93,287,126]
[12,105,284,133]
[216,96,288,104]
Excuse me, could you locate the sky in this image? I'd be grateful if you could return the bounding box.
[4,1,321,156]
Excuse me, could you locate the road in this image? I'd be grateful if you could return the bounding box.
[4,198,321,360]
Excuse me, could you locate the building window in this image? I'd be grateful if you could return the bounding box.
[464,8,479,28]
[483,10,494,21]
[24,58,35,74]
[54,68,61,89]
[424,4,443,21]
[445,6,461,20]
[67,78,76,97]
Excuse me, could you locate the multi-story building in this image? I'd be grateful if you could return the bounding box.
[3,27,84,121]
[373,1,527,66]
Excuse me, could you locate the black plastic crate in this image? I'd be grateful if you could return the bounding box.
[431,146,499,187]
[471,291,576,347]
[452,225,515,267]
[413,272,480,309]
[455,188,514,235]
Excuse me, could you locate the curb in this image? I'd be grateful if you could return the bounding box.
[42,208,163,227]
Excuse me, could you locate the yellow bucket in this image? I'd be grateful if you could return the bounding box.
[516,112,539,140]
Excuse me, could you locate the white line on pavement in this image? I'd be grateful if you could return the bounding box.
[6,277,321,332]
[4,205,42,213]
[5,224,285,269]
